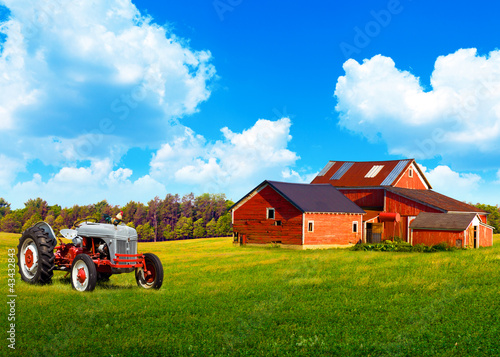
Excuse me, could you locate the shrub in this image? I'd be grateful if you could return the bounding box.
[351,240,457,253]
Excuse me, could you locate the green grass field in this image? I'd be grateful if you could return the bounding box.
[2,232,500,356]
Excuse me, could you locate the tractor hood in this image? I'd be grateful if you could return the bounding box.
[76,222,138,241]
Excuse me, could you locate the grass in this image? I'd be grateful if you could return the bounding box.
[2,232,500,356]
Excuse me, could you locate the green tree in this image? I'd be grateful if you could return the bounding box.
[216,213,232,237]
[45,214,55,226]
[193,218,206,238]
[23,198,49,222]
[0,198,11,218]
[92,200,111,221]
[175,217,193,239]
[52,215,66,235]
[474,203,500,233]
[22,213,43,232]
[163,224,176,240]
[0,212,22,233]
[148,196,161,242]
[206,218,217,237]
[136,223,155,241]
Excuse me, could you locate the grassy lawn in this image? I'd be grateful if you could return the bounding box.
[2,232,500,356]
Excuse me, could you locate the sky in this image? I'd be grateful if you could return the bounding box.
[1,0,500,209]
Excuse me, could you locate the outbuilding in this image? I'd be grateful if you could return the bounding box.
[231,180,365,248]
[409,212,494,248]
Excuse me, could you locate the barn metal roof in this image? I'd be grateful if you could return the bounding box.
[410,212,477,231]
[232,181,365,214]
[266,181,365,214]
[380,160,410,186]
[311,159,430,188]
[385,187,487,213]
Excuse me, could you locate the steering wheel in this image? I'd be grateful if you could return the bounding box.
[74,217,98,227]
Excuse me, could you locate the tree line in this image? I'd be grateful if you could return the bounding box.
[0,194,234,241]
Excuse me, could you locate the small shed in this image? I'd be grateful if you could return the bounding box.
[409,212,494,248]
[231,180,365,249]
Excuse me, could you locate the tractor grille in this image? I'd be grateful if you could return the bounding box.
[115,240,138,265]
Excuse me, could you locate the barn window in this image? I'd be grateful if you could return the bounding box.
[274,220,282,226]
[308,221,314,232]
[267,208,275,219]
[409,167,413,177]
[352,221,358,233]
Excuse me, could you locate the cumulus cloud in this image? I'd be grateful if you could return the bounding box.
[0,0,218,207]
[335,49,500,169]
[7,159,166,209]
[419,164,482,203]
[0,0,215,163]
[0,154,25,188]
[150,118,302,198]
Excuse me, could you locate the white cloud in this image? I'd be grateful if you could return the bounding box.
[0,0,217,207]
[419,164,482,202]
[150,118,302,198]
[6,159,166,209]
[0,0,215,164]
[0,154,25,188]
[335,49,500,165]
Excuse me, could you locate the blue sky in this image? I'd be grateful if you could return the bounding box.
[1,0,500,209]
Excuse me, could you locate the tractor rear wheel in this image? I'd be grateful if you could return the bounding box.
[71,254,97,292]
[17,226,55,285]
[135,253,163,290]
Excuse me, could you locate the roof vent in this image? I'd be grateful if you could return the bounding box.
[318,161,335,176]
[365,165,384,178]
[331,162,354,180]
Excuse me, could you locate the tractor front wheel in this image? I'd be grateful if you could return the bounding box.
[135,253,163,290]
[17,227,55,284]
[71,254,97,292]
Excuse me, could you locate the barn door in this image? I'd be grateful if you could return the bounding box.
[366,223,383,243]
[372,224,383,243]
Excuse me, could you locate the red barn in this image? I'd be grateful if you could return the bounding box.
[231,180,365,248]
[410,212,494,248]
[311,159,493,247]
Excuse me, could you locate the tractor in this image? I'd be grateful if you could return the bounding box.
[17,217,163,292]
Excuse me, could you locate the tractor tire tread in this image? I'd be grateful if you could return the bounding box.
[17,226,55,285]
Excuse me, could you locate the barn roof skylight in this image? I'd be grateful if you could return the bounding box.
[365,165,384,178]
[331,162,354,180]
[318,161,335,176]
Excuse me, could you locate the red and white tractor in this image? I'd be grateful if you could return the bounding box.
[17,216,163,292]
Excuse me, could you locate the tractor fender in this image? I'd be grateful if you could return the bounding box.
[33,221,58,246]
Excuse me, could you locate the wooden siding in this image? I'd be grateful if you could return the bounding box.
[232,185,303,245]
[394,165,428,189]
[479,214,487,224]
[479,224,493,247]
[385,191,442,216]
[412,229,464,247]
[304,213,362,245]
[339,189,384,209]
